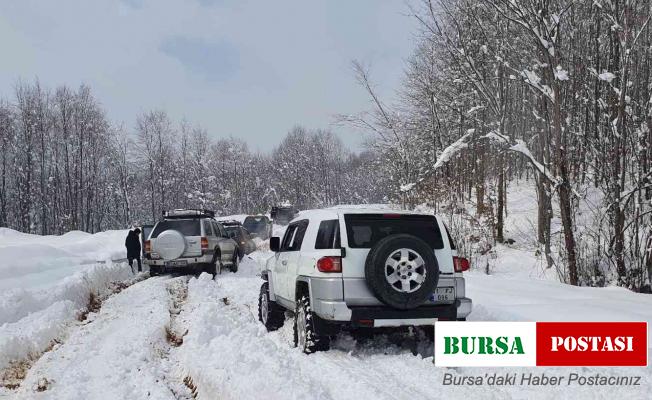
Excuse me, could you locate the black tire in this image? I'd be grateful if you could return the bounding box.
[293,295,330,354]
[230,253,239,273]
[149,266,160,276]
[364,234,439,310]
[258,282,285,331]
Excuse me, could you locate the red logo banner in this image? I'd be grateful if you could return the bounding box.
[536,322,648,366]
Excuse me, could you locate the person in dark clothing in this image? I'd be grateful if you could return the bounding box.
[125,228,142,273]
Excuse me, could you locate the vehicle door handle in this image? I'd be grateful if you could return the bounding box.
[281,260,287,266]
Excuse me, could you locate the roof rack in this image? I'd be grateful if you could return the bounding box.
[163,209,215,219]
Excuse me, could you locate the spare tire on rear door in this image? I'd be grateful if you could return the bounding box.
[364,234,439,310]
[153,230,186,260]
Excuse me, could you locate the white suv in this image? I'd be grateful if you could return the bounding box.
[258,209,472,353]
[144,209,239,276]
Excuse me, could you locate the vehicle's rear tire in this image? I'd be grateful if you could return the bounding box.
[293,295,330,354]
[230,253,239,273]
[258,282,285,331]
[364,234,439,310]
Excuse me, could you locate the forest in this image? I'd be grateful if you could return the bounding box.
[0,0,650,290]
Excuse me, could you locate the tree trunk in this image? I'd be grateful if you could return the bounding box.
[496,155,505,243]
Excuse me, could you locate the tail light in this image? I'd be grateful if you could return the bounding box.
[317,256,342,273]
[453,256,470,272]
[201,237,209,252]
[144,240,151,254]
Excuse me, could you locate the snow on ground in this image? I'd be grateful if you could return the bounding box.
[171,256,651,400]
[0,261,136,372]
[0,235,649,399]
[2,193,651,399]
[0,229,137,376]
[11,276,182,400]
[0,228,129,291]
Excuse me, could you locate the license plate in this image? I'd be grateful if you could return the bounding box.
[433,287,454,302]
[165,260,188,267]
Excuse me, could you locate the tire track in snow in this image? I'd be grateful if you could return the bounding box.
[173,268,464,400]
[158,276,197,400]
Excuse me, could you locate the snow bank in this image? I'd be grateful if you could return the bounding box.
[0,228,129,290]
[0,227,134,371]
[0,261,133,371]
[14,277,174,400]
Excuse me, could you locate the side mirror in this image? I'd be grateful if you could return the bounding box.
[270,237,281,252]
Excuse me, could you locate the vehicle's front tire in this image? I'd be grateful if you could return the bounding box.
[258,282,285,331]
[293,295,330,354]
[149,266,160,276]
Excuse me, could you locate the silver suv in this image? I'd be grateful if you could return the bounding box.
[258,209,472,353]
[145,209,239,276]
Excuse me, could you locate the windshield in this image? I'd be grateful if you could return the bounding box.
[243,217,267,232]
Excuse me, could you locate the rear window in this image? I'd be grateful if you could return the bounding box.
[150,220,200,238]
[344,214,443,249]
[315,219,341,249]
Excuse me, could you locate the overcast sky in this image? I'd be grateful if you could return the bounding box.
[0,0,416,151]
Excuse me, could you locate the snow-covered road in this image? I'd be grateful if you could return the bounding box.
[2,250,651,399]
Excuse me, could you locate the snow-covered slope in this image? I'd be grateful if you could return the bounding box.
[0,228,129,291]
[0,228,135,375]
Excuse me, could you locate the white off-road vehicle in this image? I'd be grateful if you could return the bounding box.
[144,209,239,276]
[258,209,472,353]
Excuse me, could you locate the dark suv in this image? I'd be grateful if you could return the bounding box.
[243,215,273,239]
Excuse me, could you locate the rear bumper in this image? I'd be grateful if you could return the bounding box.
[313,299,471,326]
[349,304,457,326]
[144,254,212,267]
[308,274,471,325]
